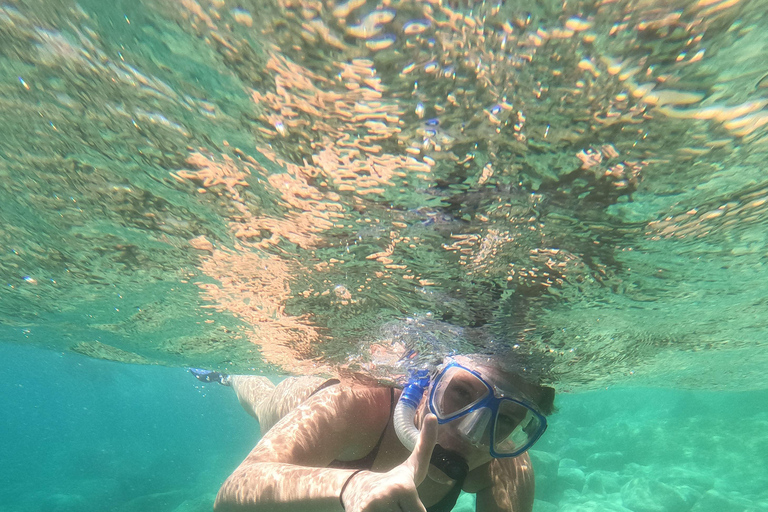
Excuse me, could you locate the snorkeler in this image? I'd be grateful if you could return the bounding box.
[191,354,555,512]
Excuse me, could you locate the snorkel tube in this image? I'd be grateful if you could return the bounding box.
[394,369,430,451]
[394,369,469,484]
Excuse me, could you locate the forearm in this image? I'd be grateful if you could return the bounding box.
[214,462,358,512]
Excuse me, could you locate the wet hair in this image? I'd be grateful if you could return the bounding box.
[450,354,557,416]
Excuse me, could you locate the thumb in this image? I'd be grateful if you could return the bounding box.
[403,413,438,485]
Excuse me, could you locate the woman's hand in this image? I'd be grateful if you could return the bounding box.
[341,414,438,512]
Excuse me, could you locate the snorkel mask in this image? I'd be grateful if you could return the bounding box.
[394,359,547,475]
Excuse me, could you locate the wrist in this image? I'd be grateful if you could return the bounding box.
[339,469,365,510]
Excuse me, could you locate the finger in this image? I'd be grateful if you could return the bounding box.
[403,413,438,485]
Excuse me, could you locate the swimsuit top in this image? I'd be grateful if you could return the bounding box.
[327,385,463,512]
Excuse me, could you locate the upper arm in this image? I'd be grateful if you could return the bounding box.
[240,384,389,468]
[475,454,535,512]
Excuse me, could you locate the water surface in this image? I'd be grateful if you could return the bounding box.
[3,0,767,391]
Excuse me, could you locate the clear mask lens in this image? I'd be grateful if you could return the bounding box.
[493,400,546,454]
[431,366,490,419]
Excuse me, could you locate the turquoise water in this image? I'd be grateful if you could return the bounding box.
[3,343,767,512]
[1,344,256,512]
[2,0,768,510]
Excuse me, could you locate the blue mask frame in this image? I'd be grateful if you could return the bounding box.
[427,362,548,458]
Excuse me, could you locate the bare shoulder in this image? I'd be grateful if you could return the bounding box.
[243,382,393,467]
[311,382,393,433]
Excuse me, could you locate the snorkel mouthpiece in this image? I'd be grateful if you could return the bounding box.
[430,444,469,483]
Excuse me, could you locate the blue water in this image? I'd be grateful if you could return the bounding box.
[1,344,255,512]
[3,343,766,512]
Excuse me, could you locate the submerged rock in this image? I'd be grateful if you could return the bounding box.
[533,499,558,512]
[559,439,600,462]
[620,477,693,512]
[557,458,587,493]
[586,451,625,472]
[559,466,587,492]
[690,490,756,512]
[584,470,623,494]
[559,499,634,512]
[657,467,715,492]
[529,450,560,481]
